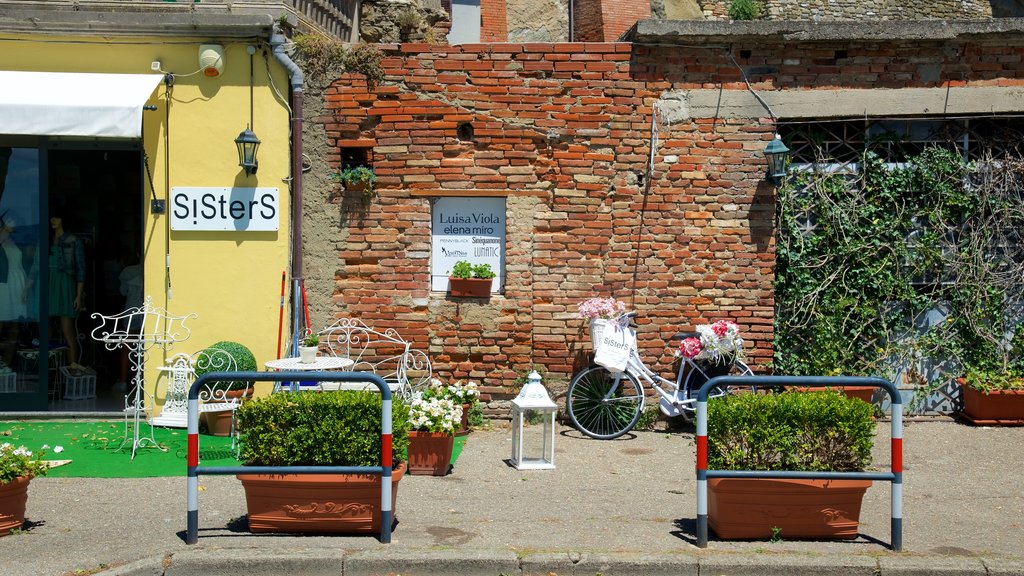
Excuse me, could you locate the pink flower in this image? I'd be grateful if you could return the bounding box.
[711,320,733,338]
[679,337,702,358]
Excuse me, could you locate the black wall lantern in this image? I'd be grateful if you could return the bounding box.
[764,133,790,185]
[235,126,260,175]
[235,45,259,176]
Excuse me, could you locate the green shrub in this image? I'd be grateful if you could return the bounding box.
[728,0,762,20]
[472,263,496,279]
[707,391,875,472]
[194,341,257,391]
[236,391,410,467]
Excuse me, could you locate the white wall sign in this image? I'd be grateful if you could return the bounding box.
[170,187,279,231]
[431,197,506,292]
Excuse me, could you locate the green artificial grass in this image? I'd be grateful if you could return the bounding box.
[1,421,468,478]
[0,421,239,477]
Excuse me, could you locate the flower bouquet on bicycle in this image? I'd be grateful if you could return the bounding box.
[568,307,752,439]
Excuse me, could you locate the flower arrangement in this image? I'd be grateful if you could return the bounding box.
[678,320,744,365]
[577,297,627,320]
[408,394,463,435]
[1,443,49,484]
[424,377,480,406]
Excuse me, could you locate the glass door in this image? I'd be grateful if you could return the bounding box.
[0,146,47,410]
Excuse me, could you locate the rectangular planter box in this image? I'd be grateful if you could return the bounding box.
[959,383,1024,425]
[448,277,492,298]
[708,477,871,540]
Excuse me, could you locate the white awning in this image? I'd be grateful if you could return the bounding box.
[0,71,164,138]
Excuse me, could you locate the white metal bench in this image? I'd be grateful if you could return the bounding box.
[316,318,432,398]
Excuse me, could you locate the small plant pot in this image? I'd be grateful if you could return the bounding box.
[298,346,319,364]
[448,277,492,298]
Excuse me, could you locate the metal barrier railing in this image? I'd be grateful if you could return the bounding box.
[695,375,903,551]
[185,371,395,544]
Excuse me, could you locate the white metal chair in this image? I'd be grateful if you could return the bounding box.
[164,348,245,449]
[317,317,432,398]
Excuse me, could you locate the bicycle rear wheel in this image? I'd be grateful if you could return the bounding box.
[567,366,644,439]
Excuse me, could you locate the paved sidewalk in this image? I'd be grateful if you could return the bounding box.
[1,420,1022,575]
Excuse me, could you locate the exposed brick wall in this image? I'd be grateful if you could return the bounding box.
[306,37,1024,407]
[573,0,650,41]
[481,0,508,41]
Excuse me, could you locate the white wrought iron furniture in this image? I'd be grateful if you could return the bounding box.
[157,349,246,448]
[567,311,753,440]
[91,296,195,459]
[264,356,354,392]
[316,317,432,398]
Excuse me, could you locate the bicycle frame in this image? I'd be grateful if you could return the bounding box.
[613,323,719,413]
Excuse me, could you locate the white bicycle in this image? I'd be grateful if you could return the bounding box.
[567,312,754,439]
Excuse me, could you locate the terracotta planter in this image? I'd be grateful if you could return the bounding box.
[708,477,871,540]
[958,379,1024,425]
[407,431,454,476]
[448,277,492,298]
[0,476,30,536]
[237,462,405,534]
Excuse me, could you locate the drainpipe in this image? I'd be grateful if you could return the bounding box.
[270,27,306,352]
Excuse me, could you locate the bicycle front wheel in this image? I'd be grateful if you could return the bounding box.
[567,366,644,439]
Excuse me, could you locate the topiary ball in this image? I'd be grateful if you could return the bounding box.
[194,341,257,391]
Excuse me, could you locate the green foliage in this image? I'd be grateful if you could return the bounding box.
[0,442,48,484]
[237,391,410,467]
[450,260,473,279]
[467,400,488,428]
[472,263,496,279]
[728,0,762,20]
[775,144,1024,390]
[333,166,377,198]
[633,405,660,431]
[707,391,875,472]
[292,36,385,86]
[194,341,257,391]
[302,332,320,347]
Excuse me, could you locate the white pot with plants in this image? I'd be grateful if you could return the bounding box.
[299,333,320,364]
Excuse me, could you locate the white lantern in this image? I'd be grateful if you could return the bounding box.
[510,371,556,470]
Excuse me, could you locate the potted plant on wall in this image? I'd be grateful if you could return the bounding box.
[235,391,410,533]
[0,443,48,536]
[334,165,377,198]
[706,390,875,540]
[406,392,461,476]
[194,341,257,437]
[448,260,495,298]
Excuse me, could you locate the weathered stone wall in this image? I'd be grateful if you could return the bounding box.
[696,0,994,20]
[303,37,1024,414]
[507,0,568,42]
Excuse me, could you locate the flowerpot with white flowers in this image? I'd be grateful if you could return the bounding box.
[0,443,49,536]
[406,392,462,476]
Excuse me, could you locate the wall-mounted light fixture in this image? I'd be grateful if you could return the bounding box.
[234,46,259,176]
[199,44,225,78]
[763,133,790,185]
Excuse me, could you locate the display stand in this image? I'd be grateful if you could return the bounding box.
[91,296,195,459]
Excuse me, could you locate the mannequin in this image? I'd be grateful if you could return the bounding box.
[49,207,86,370]
[0,211,27,368]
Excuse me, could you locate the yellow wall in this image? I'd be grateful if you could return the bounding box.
[0,34,293,412]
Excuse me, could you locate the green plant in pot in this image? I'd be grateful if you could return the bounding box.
[706,390,875,540]
[334,165,377,198]
[235,391,410,533]
[448,260,495,298]
[194,341,257,392]
[299,331,320,364]
[957,328,1024,424]
[0,443,48,536]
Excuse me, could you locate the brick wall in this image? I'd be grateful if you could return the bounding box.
[481,0,508,41]
[573,0,650,41]
[305,38,1024,412]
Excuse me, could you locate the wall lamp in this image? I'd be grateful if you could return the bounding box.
[235,45,259,176]
[234,127,260,175]
[764,133,790,185]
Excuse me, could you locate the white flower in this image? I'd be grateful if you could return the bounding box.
[53,446,64,454]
